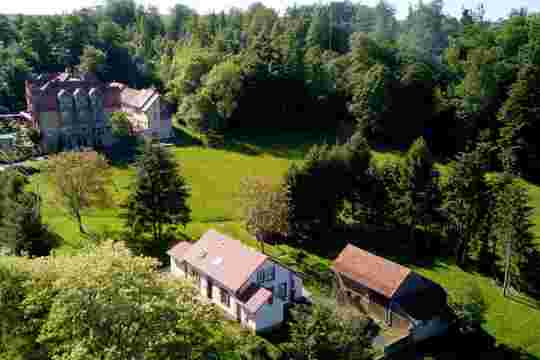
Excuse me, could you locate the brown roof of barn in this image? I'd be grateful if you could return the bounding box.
[168,230,268,293]
[332,244,411,298]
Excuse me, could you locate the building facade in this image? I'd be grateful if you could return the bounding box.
[26,72,170,153]
[115,84,171,140]
[26,72,117,153]
[333,244,450,342]
[168,230,304,332]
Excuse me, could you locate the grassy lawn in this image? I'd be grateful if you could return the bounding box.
[33,128,331,253]
[33,128,540,358]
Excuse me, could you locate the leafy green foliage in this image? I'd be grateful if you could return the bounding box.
[498,65,540,178]
[449,281,487,334]
[492,177,538,293]
[286,134,371,246]
[282,303,374,360]
[350,63,394,141]
[239,176,290,252]
[47,151,112,235]
[110,111,132,138]
[443,147,491,265]
[0,241,248,359]
[77,45,106,77]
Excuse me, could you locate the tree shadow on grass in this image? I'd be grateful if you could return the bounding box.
[327,225,443,270]
[169,126,203,147]
[399,326,540,360]
[508,292,540,310]
[221,128,339,160]
[106,137,142,168]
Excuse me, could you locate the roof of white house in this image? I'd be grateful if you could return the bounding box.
[169,229,268,293]
[167,241,192,259]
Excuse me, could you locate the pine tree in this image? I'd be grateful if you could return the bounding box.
[498,64,540,179]
[373,0,397,43]
[306,7,330,50]
[400,137,441,253]
[0,171,54,256]
[493,177,536,296]
[125,142,191,258]
[444,146,490,265]
[349,63,394,142]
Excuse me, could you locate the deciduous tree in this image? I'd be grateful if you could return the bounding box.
[77,45,107,77]
[239,176,290,253]
[282,303,374,360]
[47,151,112,235]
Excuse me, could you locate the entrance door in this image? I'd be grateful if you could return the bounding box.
[206,279,213,299]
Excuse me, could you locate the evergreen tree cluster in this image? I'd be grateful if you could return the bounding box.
[287,133,540,294]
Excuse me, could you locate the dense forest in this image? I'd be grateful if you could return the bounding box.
[1,1,538,174]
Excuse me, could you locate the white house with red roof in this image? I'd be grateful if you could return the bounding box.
[168,229,304,332]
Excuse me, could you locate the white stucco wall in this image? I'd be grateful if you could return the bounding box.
[123,97,170,140]
[170,256,186,277]
[241,259,304,331]
[170,256,303,332]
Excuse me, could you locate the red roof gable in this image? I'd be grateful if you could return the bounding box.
[332,244,411,298]
[169,230,268,293]
[244,287,272,314]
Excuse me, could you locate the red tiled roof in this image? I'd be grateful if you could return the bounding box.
[244,287,272,314]
[332,244,411,298]
[167,241,192,259]
[176,230,268,292]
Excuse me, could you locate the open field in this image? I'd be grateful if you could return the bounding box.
[33,128,540,358]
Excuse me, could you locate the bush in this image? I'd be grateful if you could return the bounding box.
[449,281,487,334]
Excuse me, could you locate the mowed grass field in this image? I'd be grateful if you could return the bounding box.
[32,128,540,358]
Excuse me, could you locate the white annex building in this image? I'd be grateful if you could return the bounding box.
[168,230,304,332]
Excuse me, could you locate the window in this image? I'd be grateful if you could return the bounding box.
[183,262,188,275]
[220,288,230,307]
[190,269,200,287]
[257,266,276,283]
[277,282,287,301]
[265,286,274,305]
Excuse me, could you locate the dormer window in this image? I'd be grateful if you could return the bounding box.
[257,266,275,283]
